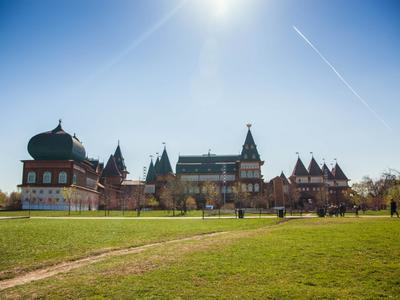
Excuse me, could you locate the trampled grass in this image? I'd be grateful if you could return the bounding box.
[0,218,275,280]
[1,218,399,299]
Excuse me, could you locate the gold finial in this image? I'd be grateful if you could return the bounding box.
[246,123,252,129]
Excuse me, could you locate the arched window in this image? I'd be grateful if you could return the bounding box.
[248,184,253,192]
[254,183,260,192]
[72,174,77,185]
[58,172,67,184]
[27,171,36,184]
[43,172,52,184]
[241,184,247,192]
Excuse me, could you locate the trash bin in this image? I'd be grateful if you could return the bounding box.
[317,208,326,217]
[238,209,245,219]
[278,209,284,218]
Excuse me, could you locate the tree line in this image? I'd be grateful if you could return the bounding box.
[0,190,21,210]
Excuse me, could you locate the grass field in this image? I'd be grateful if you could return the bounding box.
[0,208,393,218]
[1,218,399,299]
[0,209,237,218]
[0,218,274,280]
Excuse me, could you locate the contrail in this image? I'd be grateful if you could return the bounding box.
[86,0,189,82]
[293,25,391,131]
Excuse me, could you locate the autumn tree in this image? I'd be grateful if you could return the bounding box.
[200,181,219,208]
[185,196,197,210]
[6,192,21,210]
[0,190,7,208]
[231,182,250,209]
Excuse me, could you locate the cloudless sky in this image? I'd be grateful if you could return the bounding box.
[0,0,399,192]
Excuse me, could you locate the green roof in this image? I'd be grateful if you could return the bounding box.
[240,129,260,161]
[177,155,240,164]
[27,121,86,161]
[176,154,238,174]
[322,163,335,180]
[308,157,322,176]
[101,155,122,178]
[332,163,348,180]
[145,159,156,183]
[154,157,160,175]
[292,157,309,176]
[158,148,173,175]
[114,144,127,173]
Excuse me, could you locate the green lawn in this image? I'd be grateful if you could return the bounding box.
[0,209,238,218]
[0,218,275,280]
[1,218,399,299]
[0,209,393,218]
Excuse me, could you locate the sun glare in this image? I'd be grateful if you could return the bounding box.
[214,0,228,17]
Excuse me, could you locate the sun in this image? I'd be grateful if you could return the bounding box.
[214,0,228,17]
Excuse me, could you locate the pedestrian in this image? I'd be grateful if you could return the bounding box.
[339,203,346,217]
[390,199,399,218]
[354,204,360,217]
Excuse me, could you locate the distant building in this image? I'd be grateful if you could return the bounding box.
[145,125,264,206]
[19,121,101,210]
[19,121,350,211]
[268,155,350,209]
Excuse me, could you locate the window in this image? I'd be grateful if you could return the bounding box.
[58,172,67,184]
[253,170,260,178]
[43,172,52,184]
[241,171,247,178]
[247,171,253,178]
[27,171,36,184]
[252,154,256,159]
[72,174,77,185]
[241,184,247,192]
[248,184,253,192]
[244,154,248,159]
[254,183,260,192]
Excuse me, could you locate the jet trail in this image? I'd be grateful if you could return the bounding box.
[293,25,391,131]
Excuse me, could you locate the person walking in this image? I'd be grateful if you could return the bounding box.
[390,199,399,218]
[354,204,360,217]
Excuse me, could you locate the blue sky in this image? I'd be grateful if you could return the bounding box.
[0,0,399,192]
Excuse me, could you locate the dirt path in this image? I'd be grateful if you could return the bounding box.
[0,231,228,291]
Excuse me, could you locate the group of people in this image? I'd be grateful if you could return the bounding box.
[326,203,347,217]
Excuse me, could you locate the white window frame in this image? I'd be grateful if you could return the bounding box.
[58,171,68,184]
[27,171,36,184]
[43,172,52,184]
